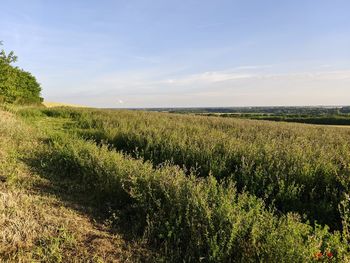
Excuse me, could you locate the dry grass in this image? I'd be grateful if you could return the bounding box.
[0,186,148,262]
[0,110,153,262]
[43,101,87,108]
[325,125,350,128]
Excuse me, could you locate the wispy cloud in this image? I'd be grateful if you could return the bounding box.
[162,71,253,85]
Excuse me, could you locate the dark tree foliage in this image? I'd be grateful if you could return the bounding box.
[340,107,350,114]
[0,41,43,104]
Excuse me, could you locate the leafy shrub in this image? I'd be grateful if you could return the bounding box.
[17,107,45,118]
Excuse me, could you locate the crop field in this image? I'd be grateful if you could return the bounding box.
[1,105,350,262]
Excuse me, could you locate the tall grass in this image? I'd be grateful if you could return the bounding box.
[38,133,349,262]
[8,106,350,261]
[29,107,350,230]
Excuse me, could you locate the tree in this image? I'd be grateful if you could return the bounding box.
[0,41,42,104]
[0,41,17,64]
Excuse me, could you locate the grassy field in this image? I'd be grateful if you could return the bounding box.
[1,104,350,262]
[36,107,350,228]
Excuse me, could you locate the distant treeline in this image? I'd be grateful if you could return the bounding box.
[143,106,350,115]
[201,113,350,126]
[145,106,350,125]
[0,41,42,104]
[245,115,350,125]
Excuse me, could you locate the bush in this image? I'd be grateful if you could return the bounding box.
[0,43,42,104]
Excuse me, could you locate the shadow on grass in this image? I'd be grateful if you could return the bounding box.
[21,138,153,258]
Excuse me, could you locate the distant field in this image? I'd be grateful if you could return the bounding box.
[144,106,350,115]
[196,112,350,126]
[144,106,350,127]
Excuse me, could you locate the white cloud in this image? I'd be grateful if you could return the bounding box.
[44,67,350,107]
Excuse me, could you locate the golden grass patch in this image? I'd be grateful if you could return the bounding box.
[43,101,87,108]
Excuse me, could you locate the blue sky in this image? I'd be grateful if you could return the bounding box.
[1,0,350,107]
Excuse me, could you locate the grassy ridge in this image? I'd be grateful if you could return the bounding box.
[28,107,350,230]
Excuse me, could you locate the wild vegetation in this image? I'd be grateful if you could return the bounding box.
[27,107,350,229]
[1,105,349,262]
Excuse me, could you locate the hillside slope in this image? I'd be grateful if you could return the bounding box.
[1,106,350,262]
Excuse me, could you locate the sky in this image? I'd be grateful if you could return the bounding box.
[1,0,350,108]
